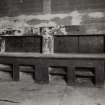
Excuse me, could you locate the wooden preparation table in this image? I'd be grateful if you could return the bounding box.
[0,52,104,87]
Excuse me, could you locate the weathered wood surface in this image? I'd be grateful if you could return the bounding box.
[0,53,105,59]
[0,52,104,87]
[54,35,104,53]
[0,36,42,52]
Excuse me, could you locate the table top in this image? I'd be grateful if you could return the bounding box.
[0,52,105,59]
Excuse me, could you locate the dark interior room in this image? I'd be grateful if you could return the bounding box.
[0,0,105,105]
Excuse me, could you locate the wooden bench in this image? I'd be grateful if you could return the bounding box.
[0,53,104,87]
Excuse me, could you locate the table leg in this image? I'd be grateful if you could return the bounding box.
[67,66,75,85]
[12,64,19,81]
[35,65,49,84]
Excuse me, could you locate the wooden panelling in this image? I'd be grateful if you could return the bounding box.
[0,0,43,16]
[5,37,23,52]
[54,35,78,53]
[79,36,104,53]
[20,0,43,14]
[0,0,9,16]
[5,36,42,52]
[22,36,42,52]
[54,35,104,54]
[51,0,105,12]
[51,0,70,12]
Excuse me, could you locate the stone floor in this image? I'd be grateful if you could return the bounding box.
[0,72,105,105]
